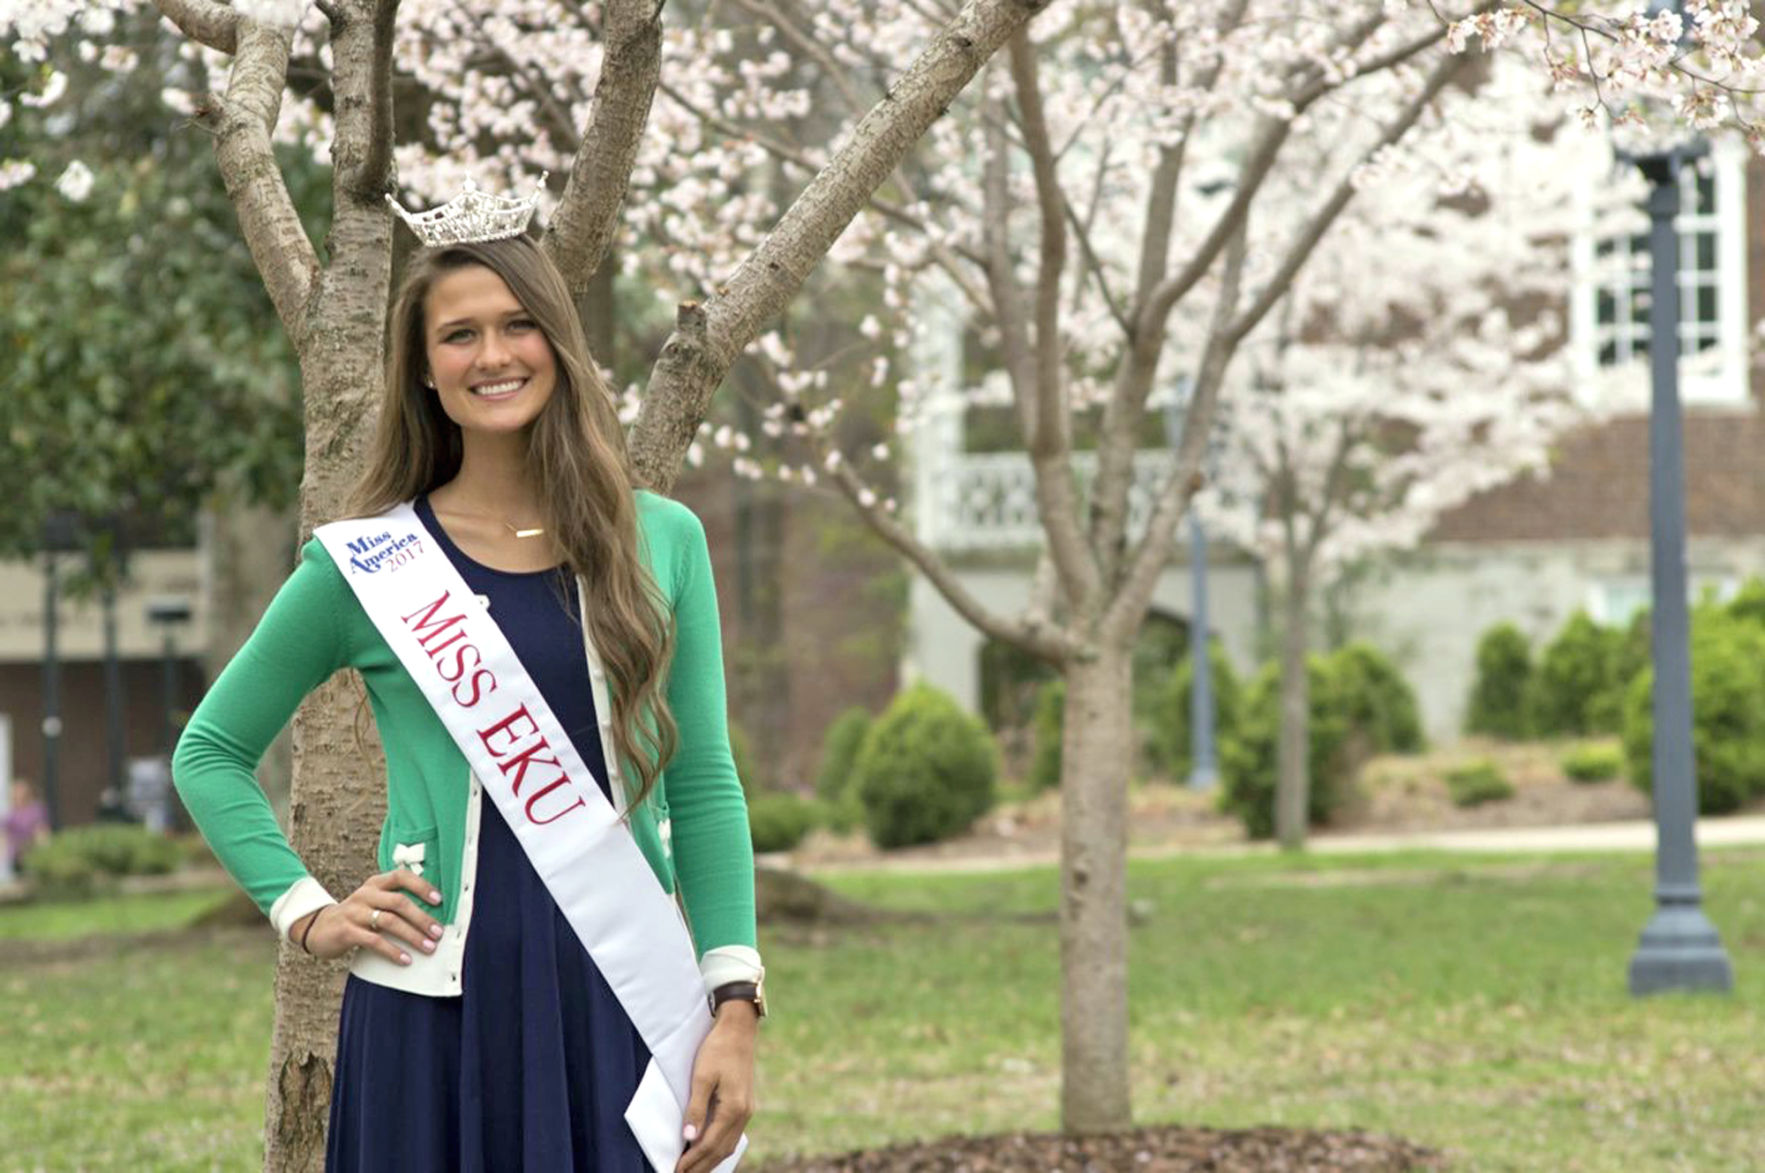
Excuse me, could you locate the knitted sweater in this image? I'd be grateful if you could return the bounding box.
[173,492,757,980]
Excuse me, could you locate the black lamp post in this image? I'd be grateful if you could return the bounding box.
[1624,0,1733,996]
[92,515,129,809]
[146,598,192,755]
[39,511,81,831]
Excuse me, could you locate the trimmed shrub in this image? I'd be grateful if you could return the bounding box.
[20,825,182,899]
[1445,760,1515,807]
[1726,577,1765,629]
[1219,658,1350,839]
[815,707,872,830]
[1465,623,1532,740]
[747,792,821,853]
[1623,609,1765,814]
[1028,680,1065,792]
[1327,642,1424,755]
[1220,644,1424,839]
[1612,609,1651,696]
[1561,743,1623,784]
[853,683,999,848]
[1152,640,1242,781]
[1528,610,1623,736]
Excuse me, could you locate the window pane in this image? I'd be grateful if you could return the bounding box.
[1696,231,1717,271]
[1599,341,1619,365]
[1597,289,1617,325]
[1696,173,1716,214]
[1697,284,1718,323]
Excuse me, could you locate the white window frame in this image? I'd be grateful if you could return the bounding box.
[1588,574,1740,626]
[1569,137,1749,408]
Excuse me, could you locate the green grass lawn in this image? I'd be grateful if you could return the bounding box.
[3,849,1763,1171]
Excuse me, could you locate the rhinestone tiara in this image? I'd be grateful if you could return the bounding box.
[386,172,549,247]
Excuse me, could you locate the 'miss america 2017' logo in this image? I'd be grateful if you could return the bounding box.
[345,530,425,575]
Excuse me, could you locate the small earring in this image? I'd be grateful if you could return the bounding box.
[423,375,435,389]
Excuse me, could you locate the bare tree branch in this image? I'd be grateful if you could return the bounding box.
[1067,138,1126,326]
[191,21,320,348]
[331,0,400,203]
[728,0,869,112]
[823,462,1081,663]
[458,9,585,151]
[545,0,664,291]
[153,0,237,53]
[1090,1,1198,587]
[1008,29,1103,613]
[1102,216,1247,645]
[631,0,1053,493]
[1225,49,1470,348]
[983,98,1039,435]
[655,77,987,274]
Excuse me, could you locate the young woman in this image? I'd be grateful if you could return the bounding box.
[174,217,762,1173]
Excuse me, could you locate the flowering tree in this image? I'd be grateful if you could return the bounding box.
[4,0,1048,1166]
[1200,60,1597,848]
[5,0,1764,1155]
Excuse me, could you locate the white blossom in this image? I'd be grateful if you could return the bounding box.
[53,158,92,201]
[0,159,36,191]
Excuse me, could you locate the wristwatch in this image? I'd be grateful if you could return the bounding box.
[710,978,768,1020]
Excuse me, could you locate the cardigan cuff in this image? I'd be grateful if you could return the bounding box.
[699,945,764,996]
[270,876,338,942]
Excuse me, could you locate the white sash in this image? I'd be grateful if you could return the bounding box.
[316,503,743,1173]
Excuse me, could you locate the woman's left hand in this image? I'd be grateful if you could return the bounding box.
[677,1003,759,1173]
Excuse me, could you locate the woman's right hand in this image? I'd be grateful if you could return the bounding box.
[291,870,446,964]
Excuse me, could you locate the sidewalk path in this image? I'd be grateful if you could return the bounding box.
[797,814,1765,877]
[1307,813,1765,856]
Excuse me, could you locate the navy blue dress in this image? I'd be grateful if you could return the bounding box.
[326,496,652,1172]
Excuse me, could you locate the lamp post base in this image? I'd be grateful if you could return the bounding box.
[1628,904,1733,996]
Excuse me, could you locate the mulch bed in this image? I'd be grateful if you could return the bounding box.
[757,1126,1445,1172]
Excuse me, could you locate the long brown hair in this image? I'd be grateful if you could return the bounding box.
[350,234,678,808]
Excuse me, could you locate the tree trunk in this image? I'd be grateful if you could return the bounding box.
[264,675,387,1172]
[1057,647,1134,1132]
[262,212,392,1170]
[1274,564,1311,851]
[201,497,300,819]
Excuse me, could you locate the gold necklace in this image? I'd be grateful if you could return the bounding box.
[434,501,547,539]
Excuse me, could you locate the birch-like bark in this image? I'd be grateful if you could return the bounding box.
[629,0,1053,492]
[1057,646,1135,1131]
[261,5,401,1169]
[178,15,321,348]
[154,0,237,52]
[544,0,663,289]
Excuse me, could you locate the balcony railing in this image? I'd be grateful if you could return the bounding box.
[921,449,1179,551]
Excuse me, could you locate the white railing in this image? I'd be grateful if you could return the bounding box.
[922,449,1180,550]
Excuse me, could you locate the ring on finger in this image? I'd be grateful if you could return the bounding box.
[370,908,382,932]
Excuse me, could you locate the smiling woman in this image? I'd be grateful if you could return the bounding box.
[424,264,558,438]
[173,225,762,1173]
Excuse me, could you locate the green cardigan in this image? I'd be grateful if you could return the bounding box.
[172,491,757,959]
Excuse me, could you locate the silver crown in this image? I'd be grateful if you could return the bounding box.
[386,172,548,247]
